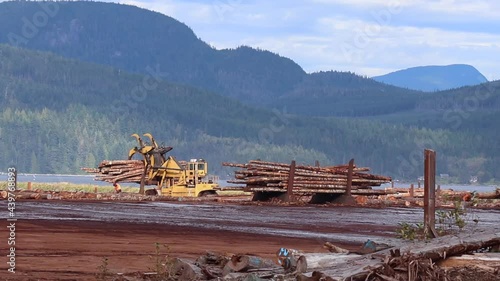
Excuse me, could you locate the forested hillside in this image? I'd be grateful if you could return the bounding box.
[0,45,498,183]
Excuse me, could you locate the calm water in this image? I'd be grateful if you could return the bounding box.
[0,173,115,186]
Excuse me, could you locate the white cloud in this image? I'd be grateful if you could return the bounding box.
[1,0,498,79]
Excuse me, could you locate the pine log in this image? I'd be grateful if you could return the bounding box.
[170,258,203,281]
[438,252,500,270]
[301,253,360,270]
[222,255,277,275]
[324,242,350,254]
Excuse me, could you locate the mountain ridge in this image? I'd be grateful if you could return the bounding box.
[373,64,488,92]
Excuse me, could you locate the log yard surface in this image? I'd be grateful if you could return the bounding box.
[0,199,499,280]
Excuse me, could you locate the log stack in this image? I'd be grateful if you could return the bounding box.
[82,160,147,183]
[223,160,392,196]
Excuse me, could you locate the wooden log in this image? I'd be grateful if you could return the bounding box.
[235,169,349,179]
[40,194,52,200]
[301,253,360,270]
[99,159,143,166]
[477,191,500,199]
[222,255,277,275]
[324,242,350,254]
[170,258,203,281]
[14,192,43,199]
[248,160,364,173]
[29,193,41,200]
[437,252,500,270]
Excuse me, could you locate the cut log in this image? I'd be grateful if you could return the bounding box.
[323,242,350,254]
[438,252,500,270]
[170,258,203,281]
[300,253,360,270]
[222,255,277,275]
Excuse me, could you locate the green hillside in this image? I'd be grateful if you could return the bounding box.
[0,44,498,183]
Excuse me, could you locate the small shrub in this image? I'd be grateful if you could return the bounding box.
[95,257,111,281]
[396,222,424,240]
[149,243,175,280]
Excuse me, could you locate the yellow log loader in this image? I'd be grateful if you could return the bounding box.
[129,133,219,197]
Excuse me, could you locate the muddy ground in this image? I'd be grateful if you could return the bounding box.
[0,200,499,280]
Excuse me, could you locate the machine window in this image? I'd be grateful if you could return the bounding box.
[198,164,205,170]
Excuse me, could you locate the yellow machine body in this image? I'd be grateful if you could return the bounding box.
[130,133,218,197]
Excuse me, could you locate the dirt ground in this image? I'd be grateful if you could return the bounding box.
[1,200,499,280]
[0,219,353,280]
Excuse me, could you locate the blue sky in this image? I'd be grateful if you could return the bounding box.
[116,0,500,80]
[7,0,499,80]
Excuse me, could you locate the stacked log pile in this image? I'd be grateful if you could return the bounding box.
[223,160,392,195]
[82,160,147,183]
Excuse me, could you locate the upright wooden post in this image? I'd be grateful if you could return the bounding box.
[424,149,438,238]
[286,160,296,202]
[315,160,320,167]
[346,159,354,196]
[409,184,414,198]
[27,182,32,191]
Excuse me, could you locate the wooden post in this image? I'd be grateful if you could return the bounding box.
[286,160,296,202]
[346,159,354,196]
[424,149,438,238]
[409,184,414,198]
[315,160,320,167]
[94,186,98,193]
[418,181,421,189]
[27,181,32,191]
[391,181,394,188]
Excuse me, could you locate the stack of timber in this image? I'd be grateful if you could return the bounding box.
[82,160,147,183]
[223,160,392,195]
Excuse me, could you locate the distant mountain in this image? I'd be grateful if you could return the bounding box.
[373,64,488,92]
